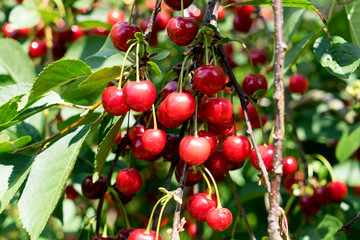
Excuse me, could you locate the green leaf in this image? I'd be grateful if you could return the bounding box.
[0,95,25,125]
[93,115,125,182]
[76,20,112,30]
[334,160,360,187]
[79,65,122,95]
[0,142,14,153]
[13,136,32,148]
[9,5,41,28]
[38,10,61,25]
[215,37,231,45]
[317,215,346,240]
[146,61,162,77]
[0,135,32,153]
[0,134,10,142]
[64,36,107,61]
[87,34,118,59]
[149,48,170,61]
[0,83,32,107]
[313,36,360,79]
[61,78,98,105]
[0,153,34,214]
[28,59,92,103]
[345,1,360,47]
[283,8,306,43]
[18,125,91,240]
[336,124,360,162]
[0,39,36,84]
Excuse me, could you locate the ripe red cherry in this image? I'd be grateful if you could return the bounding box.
[289,74,309,94]
[131,136,153,160]
[250,114,267,129]
[167,17,199,46]
[179,136,211,165]
[141,129,166,155]
[90,233,114,240]
[164,92,196,121]
[239,102,259,120]
[157,101,183,129]
[233,15,252,33]
[28,40,47,58]
[155,12,171,31]
[65,185,79,200]
[163,0,194,10]
[71,25,83,41]
[188,193,217,222]
[102,86,130,116]
[2,22,30,39]
[223,136,251,162]
[299,195,321,216]
[159,81,178,101]
[234,4,254,18]
[248,49,267,67]
[110,22,141,52]
[123,80,156,112]
[249,145,274,171]
[107,9,125,26]
[242,73,268,99]
[193,65,226,95]
[218,5,226,21]
[282,156,298,177]
[206,208,233,232]
[188,5,203,21]
[207,114,234,135]
[313,186,332,206]
[116,168,143,195]
[128,229,161,240]
[205,98,234,124]
[87,27,110,36]
[198,130,219,155]
[327,180,348,202]
[175,161,203,186]
[160,134,180,160]
[205,149,233,175]
[116,228,135,240]
[129,125,146,140]
[81,175,106,199]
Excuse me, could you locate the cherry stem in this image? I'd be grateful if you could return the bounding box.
[204,33,210,65]
[211,46,218,66]
[118,42,137,89]
[201,165,222,208]
[194,95,198,137]
[178,54,191,93]
[128,0,136,25]
[109,187,131,229]
[152,104,158,129]
[146,195,168,233]
[249,98,266,145]
[197,166,213,198]
[231,215,239,240]
[231,95,237,136]
[310,154,336,181]
[181,0,184,17]
[136,43,140,82]
[155,197,171,240]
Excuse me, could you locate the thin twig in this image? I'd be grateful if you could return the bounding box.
[62,102,92,109]
[143,0,162,41]
[338,211,360,234]
[336,0,356,5]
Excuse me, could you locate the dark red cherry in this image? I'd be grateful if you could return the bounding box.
[159,81,178,101]
[250,114,267,129]
[102,86,130,116]
[188,193,217,222]
[188,5,203,21]
[313,186,332,206]
[164,92,196,121]
[129,125,146,140]
[175,161,202,186]
[155,12,171,31]
[230,161,245,170]
[128,229,161,240]
[160,134,180,160]
[110,22,141,52]
[198,130,219,155]
[283,176,298,194]
[52,20,73,42]
[242,73,268,99]
[2,22,30,39]
[28,40,47,58]
[249,145,274,171]
[289,74,309,94]
[206,208,233,232]
[87,27,110,36]
[116,168,143,195]
[123,80,156,112]
[167,17,198,46]
[193,65,226,95]
[116,228,135,240]
[239,102,259,120]
[90,233,114,240]
[179,136,211,165]
[197,96,209,121]
[114,131,126,145]
[282,156,298,177]
[327,180,348,202]
[107,9,125,26]
[223,135,251,162]
[204,149,233,175]
[207,114,234,135]
[224,43,237,68]
[157,101,183,128]
[65,185,79,200]
[248,49,267,67]
[71,25,84,41]
[234,4,254,18]
[163,0,194,10]
[185,220,197,238]
[299,195,321,216]
[205,97,234,124]
[131,136,153,160]
[141,129,166,155]
[81,175,106,199]
[233,15,252,33]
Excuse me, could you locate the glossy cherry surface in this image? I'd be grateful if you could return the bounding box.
[299,195,321,216]
[131,136,153,160]
[110,22,141,51]
[65,185,78,200]
[239,102,259,120]
[206,208,233,232]
[217,5,226,21]
[167,17,198,46]
[141,129,166,155]
[198,130,219,155]
[234,4,254,18]
[102,86,130,116]
[128,229,161,240]
[155,12,171,31]
[123,80,156,112]
[129,125,146,140]
[205,149,233,175]
[159,81,178,101]
[249,145,274,171]
[164,92,196,121]
[107,9,125,25]
[157,101,183,128]
[248,49,267,66]
[327,180,348,202]
[175,161,202,186]
[160,134,180,160]
[188,5,203,21]
[71,25,84,41]
[313,186,332,206]
[81,175,106,199]
[188,193,217,222]
[289,74,309,94]
[223,135,251,162]
[242,73,268,99]
[282,156,298,177]
[116,168,143,195]
[28,40,47,58]
[205,97,234,124]
[116,228,135,240]
[233,15,252,33]
[163,0,194,10]
[193,65,226,95]
[179,136,211,165]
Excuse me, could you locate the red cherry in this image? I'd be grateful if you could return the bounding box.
[164,92,196,121]
[159,81,178,101]
[250,114,267,129]
[198,130,219,155]
[107,9,125,26]
[223,135,251,162]
[289,74,309,94]
[233,15,252,33]
[110,22,141,52]
[53,20,73,42]
[206,208,233,232]
[205,149,233,175]
[81,175,106,199]
[230,161,245,170]
[188,193,217,222]
[239,102,259,120]
[327,180,348,202]
[313,186,332,206]
[157,101,183,128]
[28,40,47,58]
[234,4,254,18]
[220,126,235,139]
[123,81,157,112]
[155,12,171,31]
[90,233,114,240]
[205,97,234,124]
[116,168,143,195]
[2,22,30,39]
[197,96,209,121]
[283,176,298,194]
[71,25,83,41]
[185,221,197,237]
[248,49,267,67]
[188,5,203,21]
[299,195,321,216]
[193,65,226,95]
[87,27,110,36]
[241,73,268,99]
[179,136,211,165]
[163,0,194,10]
[175,161,202,186]
[160,134,180,160]
[128,229,161,240]
[207,114,234,135]
[116,228,135,240]
[102,86,130,116]
[249,145,274,171]
[224,43,237,68]
[52,41,67,59]
[282,156,298,177]
[65,185,78,200]
[141,129,166,155]
[167,17,198,46]
[131,136,153,160]
[129,125,146,140]
[217,5,226,21]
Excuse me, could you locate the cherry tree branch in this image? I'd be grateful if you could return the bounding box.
[143,0,162,41]
[338,211,360,234]
[268,0,287,239]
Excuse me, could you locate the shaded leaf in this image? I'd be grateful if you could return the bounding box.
[317,215,346,240]
[146,61,161,77]
[334,160,360,187]
[0,95,25,125]
[0,136,32,153]
[0,83,32,107]
[313,36,360,79]
[87,34,118,59]
[64,36,107,61]
[18,125,91,240]
[9,5,41,28]
[76,20,112,30]
[283,8,306,44]
[149,48,170,61]
[345,1,360,47]
[336,124,360,162]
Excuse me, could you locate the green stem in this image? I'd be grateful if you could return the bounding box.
[284,194,296,214]
[198,166,212,198]
[194,95,198,137]
[249,98,266,145]
[152,104,158,129]
[136,43,140,82]
[181,0,184,17]
[178,54,191,93]
[146,195,168,233]
[128,0,136,24]
[231,215,240,240]
[109,187,131,229]
[155,198,171,240]
[211,46,218,66]
[311,154,336,181]
[118,42,137,89]
[201,165,222,208]
[204,33,209,65]
[327,0,337,24]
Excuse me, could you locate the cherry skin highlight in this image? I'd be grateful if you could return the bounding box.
[102,86,130,116]
[164,92,196,121]
[163,0,194,11]
[81,175,106,199]
[282,156,298,177]
[205,97,234,124]
[289,74,309,94]
[193,65,226,95]
[116,168,143,195]
[223,136,251,162]
[129,125,146,140]
[327,180,348,202]
[28,40,47,58]
[128,229,162,240]
[179,136,211,165]
[249,145,274,171]
[242,73,268,99]
[206,208,233,232]
[110,22,141,52]
[141,129,167,155]
[106,9,125,26]
[198,130,219,155]
[123,80,156,112]
[167,17,198,46]
[188,193,217,222]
